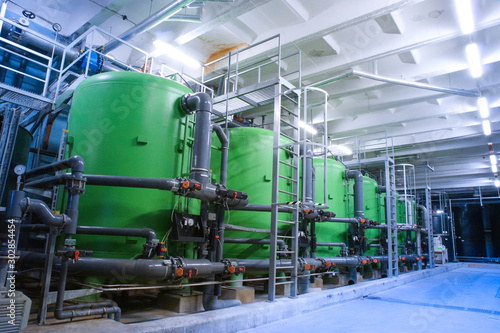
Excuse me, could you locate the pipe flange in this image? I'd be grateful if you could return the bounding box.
[181,94,196,114]
[297,257,307,274]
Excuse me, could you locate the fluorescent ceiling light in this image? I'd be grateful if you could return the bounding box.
[492,164,498,173]
[153,40,201,69]
[482,120,491,136]
[436,210,444,214]
[299,121,317,135]
[328,144,353,156]
[454,0,474,34]
[466,43,482,78]
[490,154,497,165]
[495,179,500,187]
[477,97,489,118]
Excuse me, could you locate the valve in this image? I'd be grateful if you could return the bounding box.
[56,248,93,261]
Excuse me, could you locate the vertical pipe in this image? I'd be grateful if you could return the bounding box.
[416,229,422,270]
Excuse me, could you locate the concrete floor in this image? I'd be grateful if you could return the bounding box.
[24,264,500,332]
[240,264,500,333]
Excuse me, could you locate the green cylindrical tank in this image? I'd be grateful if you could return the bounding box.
[211,127,293,259]
[67,72,192,258]
[313,158,348,256]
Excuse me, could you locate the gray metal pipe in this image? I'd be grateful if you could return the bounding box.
[302,144,314,205]
[182,92,213,186]
[231,204,293,213]
[224,224,271,233]
[224,238,287,251]
[315,242,347,252]
[21,224,157,244]
[212,123,229,186]
[313,69,480,98]
[25,155,84,179]
[53,257,121,322]
[203,281,241,311]
[351,69,480,98]
[19,198,68,228]
[346,170,364,218]
[101,0,197,53]
[84,174,178,190]
[19,252,227,281]
[322,217,359,224]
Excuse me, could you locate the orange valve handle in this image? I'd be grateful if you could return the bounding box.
[176,268,184,277]
[74,250,80,261]
[182,181,190,189]
[228,266,236,274]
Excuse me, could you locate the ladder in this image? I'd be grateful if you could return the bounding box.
[385,157,398,277]
[268,84,300,301]
[50,129,69,212]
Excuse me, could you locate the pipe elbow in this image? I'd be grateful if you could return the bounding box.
[345,169,363,182]
[143,228,157,243]
[212,123,229,148]
[181,92,212,114]
[68,155,85,173]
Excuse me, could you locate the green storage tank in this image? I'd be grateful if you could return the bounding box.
[212,127,293,259]
[313,158,348,256]
[67,72,192,259]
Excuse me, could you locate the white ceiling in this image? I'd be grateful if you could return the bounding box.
[11,0,500,196]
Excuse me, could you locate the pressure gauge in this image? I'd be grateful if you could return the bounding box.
[14,165,26,176]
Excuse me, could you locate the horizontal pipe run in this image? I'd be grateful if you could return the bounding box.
[85,174,178,190]
[19,252,227,281]
[315,242,347,254]
[21,225,157,243]
[351,69,480,98]
[25,173,248,207]
[224,224,272,233]
[25,156,84,179]
[312,69,480,98]
[224,238,286,250]
[231,204,293,213]
[322,217,359,224]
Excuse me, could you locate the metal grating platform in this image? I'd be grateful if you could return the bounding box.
[212,77,296,118]
[0,82,52,110]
